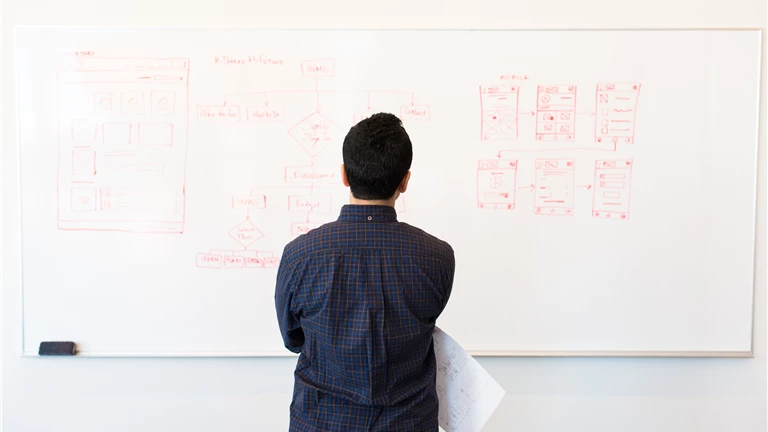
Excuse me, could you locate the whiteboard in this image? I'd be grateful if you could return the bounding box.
[15,27,761,357]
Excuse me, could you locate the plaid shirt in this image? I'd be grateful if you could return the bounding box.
[275,204,455,431]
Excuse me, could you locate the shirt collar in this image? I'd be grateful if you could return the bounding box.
[338,204,398,223]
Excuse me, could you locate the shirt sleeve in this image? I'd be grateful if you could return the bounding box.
[440,244,456,311]
[274,255,304,353]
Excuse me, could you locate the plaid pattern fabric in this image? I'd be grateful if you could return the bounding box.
[275,204,455,431]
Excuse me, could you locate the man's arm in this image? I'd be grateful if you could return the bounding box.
[429,243,456,323]
[274,256,304,353]
[440,245,456,310]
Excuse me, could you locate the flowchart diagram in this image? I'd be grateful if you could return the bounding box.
[194,58,413,269]
[476,82,640,220]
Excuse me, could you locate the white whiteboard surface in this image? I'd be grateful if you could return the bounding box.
[14,27,760,357]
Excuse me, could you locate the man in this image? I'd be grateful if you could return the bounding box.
[274,112,455,431]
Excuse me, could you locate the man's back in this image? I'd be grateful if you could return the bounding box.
[275,204,455,431]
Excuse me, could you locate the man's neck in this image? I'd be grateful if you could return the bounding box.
[348,194,396,208]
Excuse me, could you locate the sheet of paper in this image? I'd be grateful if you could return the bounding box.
[434,327,506,432]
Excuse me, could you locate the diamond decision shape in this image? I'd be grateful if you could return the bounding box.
[229,219,264,248]
[288,113,341,157]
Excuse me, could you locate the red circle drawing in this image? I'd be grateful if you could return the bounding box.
[489,176,503,189]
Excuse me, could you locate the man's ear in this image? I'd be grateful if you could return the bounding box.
[340,164,350,187]
[398,171,411,194]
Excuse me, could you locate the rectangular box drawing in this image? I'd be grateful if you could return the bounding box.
[71,150,96,175]
[197,105,241,122]
[477,160,517,210]
[480,85,519,141]
[592,159,633,219]
[70,188,96,212]
[534,159,575,216]
[196,253,223,269]
[244,257,264,268]
[151,91,176,115]
[292,222,320,236]
[223,256,245,269]
[232,195,267,209]
[246,105,284,121]
[93,92,113,114]
[400,105,430,121]
[536,85,576,141]
[57,57,189,233]
[284,166,338,183]
[121,91,145,115]
[301,59,335,77]
[594,83,641,144]
[288,195,332,213]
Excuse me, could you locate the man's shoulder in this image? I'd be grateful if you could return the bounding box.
[396,222,455,266]
[279,221,339,263]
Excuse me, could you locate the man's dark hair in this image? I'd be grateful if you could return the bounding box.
[342,112,413,200]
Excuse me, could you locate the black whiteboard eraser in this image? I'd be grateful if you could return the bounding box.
[38,342,77,356]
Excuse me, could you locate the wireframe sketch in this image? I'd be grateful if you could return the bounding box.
[477,160,518,210]
[56,57,189,233]
[592,159,633,219]
[439,347,469,383]
[536,85,576,141]
[534,159,575,216]
[594,83,641,144]
[460,373,489,403]
[439,397,471,432]
[480,85,519,141]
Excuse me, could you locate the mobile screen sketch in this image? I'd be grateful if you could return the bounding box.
[595,83,641,144]
[480,85,519,141]
[533,159,575,216]
[535,85,576,141]
[592,159,633,219]
[476,160,518,210]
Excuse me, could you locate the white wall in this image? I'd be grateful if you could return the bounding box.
[2,1,766,431]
